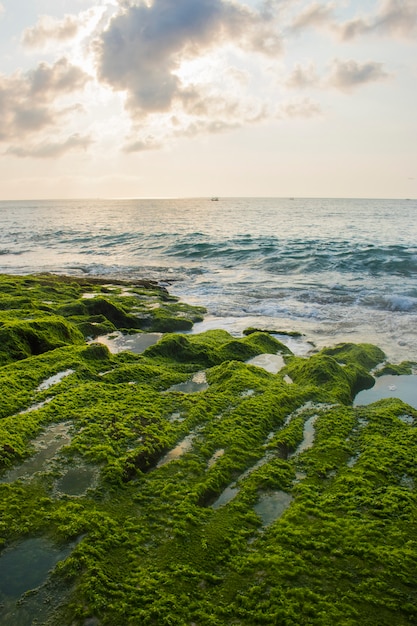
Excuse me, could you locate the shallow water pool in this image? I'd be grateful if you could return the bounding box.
[354,375,417,409]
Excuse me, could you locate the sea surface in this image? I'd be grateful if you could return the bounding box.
[0,197,416,362]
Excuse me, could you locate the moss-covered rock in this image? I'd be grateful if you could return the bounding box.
[375,360,416,376]
[0,274,416,626]
[0,316,84,365]
[320,342,386,370]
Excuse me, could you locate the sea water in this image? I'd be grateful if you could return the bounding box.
[0,197,416,362]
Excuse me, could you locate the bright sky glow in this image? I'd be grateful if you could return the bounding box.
[0,0,416,199]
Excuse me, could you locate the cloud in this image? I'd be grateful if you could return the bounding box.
[0,3,4,17]
[29,57,90,97]
[96,0,282,120]
[291,2,336,32]
[278,97,322,118]
[22,14,80,48]
[326,59,391,91]
[6,134,93,159]
[340,0,417,40]
[0,58,90,153]
[286,62,320,89]
[285,58,391,94]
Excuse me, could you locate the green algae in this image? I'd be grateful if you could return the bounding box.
[376,360,416,376]
[0,275,417,625]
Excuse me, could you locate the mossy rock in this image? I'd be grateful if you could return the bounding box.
[375,361,415,376]
[144,333,214,366]
[284,353,374,404]
[320,342,385,370]
[82,343,111,361]
[83,297,143,329]
[243,327,303,338]
[0,316,84,365]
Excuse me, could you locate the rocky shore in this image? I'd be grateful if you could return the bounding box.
[0,274,416,625]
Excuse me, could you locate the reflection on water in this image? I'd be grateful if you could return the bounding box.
[354,375,417,409]
[1,422,72,483]
[291,415,318,457]
[156,433,195,468]
[93,331,162,354]
[254,491,293,526]
[207,449,225,468]
[18,398,53,414]
[211,485,239,509]
[0,536,77,626]
[37,370,74,392]
[211,452,274,509]
[168,371,208,394]
[55,464,98,496]
[347,453,360,468]
[246,353,285,374]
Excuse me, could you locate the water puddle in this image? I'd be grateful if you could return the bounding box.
[93,331,162,354]
[55,464,99,497]
[254,491,293,526]
[168,371,208,394]
[211,453,274,508]
[37,370,74,392]
[354,375,417,409]
[167,411,185,423]
[246,353,285,374]
[211,484,239,509]
[0,536,77,626]
[207,449,225,468]
[240,389,255,397]
[347,453,360,468]
[400,474,414,490]
[399,414,414,425]
[290,414,318,457]
[272,334,314,357]
[156,433,196,468]
[18,398,53,414]
[1,422,72,484]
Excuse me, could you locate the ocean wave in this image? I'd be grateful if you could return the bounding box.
[164,236,417,278]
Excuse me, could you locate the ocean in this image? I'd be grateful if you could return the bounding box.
[0,196,416,362]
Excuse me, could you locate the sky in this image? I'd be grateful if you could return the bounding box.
[0,0,416,199]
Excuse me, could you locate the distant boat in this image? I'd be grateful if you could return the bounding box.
[210,197,219,201]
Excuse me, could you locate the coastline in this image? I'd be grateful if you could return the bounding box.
[0,273,417,625]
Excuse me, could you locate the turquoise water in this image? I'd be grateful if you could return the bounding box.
[0,197,416,361]
[354,375,417,409]
[0,537,77,626]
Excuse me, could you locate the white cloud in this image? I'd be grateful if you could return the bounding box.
[339,0,417,40]
[287,0,417,41]
[22,14,80,48]
[291,2,337,32]
[7,134,93,159]
[96,0,282,125]
[285,57,391,93]
[0,0,405,162]
[286,62,320,89]
[278,97,322,118]
[0,58,91,154]
[326,59,391,91]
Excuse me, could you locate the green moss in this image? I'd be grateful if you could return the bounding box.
[284,352,375,404]
[320,342,386,370]
[0,274,416,626]
[375,361,416,376]
[0,316,84,365]
[244,327,303,338]
[145,330,290,369]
